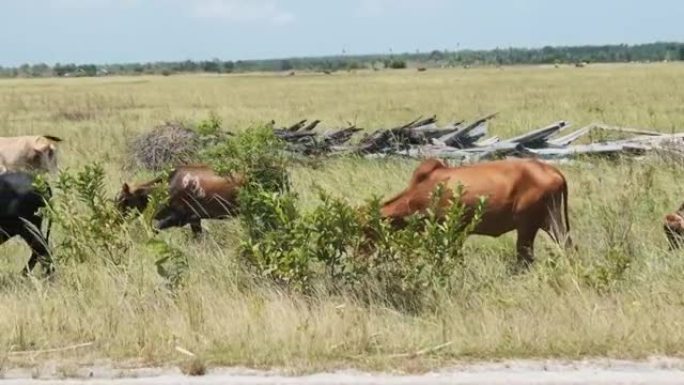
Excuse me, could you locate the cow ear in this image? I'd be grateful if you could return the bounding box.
[122,183,131,195]
[34,143,50,153]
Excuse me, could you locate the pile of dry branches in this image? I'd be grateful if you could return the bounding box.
[129,116,684,171]
[128,122,199,171]
[270,115,684,163]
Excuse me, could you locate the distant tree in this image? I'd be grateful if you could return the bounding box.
[31,63,50,77]
[201,60,221,73]
[18,64,31,77]
[179,60,198,72]
[279,59,293,71]
[2,42,683,78]
[78,64,97,77]
[429,50,445,61]
[346,61,364,70]
[383,59,407,69]
[54,63,76,77]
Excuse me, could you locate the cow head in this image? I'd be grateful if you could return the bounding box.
[664,211,684,250]
[29,136,61,173]
[116,183,151,215]
[355,201,408,257]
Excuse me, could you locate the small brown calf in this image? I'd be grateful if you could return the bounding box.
[117,165,245,235]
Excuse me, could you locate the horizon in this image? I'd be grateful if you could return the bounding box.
[2,0,683,67]
[2,40,682,68]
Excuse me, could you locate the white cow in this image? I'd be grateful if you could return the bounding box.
[0,135,62,174]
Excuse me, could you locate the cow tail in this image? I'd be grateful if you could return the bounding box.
[563,176,570,235]
[44,209,52,247]
[560,172,573,251]
[43,185,53,250]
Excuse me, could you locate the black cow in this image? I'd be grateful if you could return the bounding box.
[0,172,53,275]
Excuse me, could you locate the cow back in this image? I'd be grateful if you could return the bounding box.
[381,158,566,220]
[167,167,244,217]
[0,136,60,174]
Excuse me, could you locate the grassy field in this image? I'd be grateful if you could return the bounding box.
[1,63,684,374]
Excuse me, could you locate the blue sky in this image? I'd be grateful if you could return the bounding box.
[1,0,682,66]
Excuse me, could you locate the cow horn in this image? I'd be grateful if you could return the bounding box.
[43,135,63,142]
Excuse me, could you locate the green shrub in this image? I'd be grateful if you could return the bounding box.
[42,164,136,267]
[384,59,407,69]
[148,238,189,292]
[581,191,638,292]
[238,186,312,290]
[356,184,486,309]
[199,125,290,193]
[238,182,485,309]
[194,112,222,137]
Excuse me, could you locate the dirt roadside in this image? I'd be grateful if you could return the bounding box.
[3,358,684,385]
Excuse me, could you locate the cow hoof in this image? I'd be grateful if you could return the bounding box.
[44,266,56,277]
[511,260,534,275]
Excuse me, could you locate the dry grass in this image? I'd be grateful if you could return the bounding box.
[1,63,684,373]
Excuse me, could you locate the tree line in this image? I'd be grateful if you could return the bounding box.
[1,42,682,78]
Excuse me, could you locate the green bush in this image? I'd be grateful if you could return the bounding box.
[239,187,312,291]
[384,59,407,69]
[199,125,290,193]
[42,164,137,267]
[356,184,486,309]
[580,188,639,292]
[148,238,189,292]
[194,112,222,137]
[41,164,193,289]
[238,182,485,309]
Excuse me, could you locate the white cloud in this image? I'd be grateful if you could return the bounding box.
[49,0,138,9]
[357,0,446,18]
[190,0,295,25]
[47,0,295,25]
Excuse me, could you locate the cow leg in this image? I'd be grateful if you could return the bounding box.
[155,209,189,231]
[665,225,684,250]
[17,222,53,276]
[189,218,203,237]
[516,225,539,268]
[0,229,9,246]
[0,231,11,268]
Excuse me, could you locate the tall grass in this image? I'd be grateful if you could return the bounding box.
[1,64,684,372]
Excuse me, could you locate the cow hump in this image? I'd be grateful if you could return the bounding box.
[410,158,447,186]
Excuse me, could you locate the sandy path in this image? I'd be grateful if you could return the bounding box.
[4,359,684,385]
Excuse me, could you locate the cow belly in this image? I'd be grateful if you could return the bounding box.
[467,192,553,238]
[0,217,34,239]
[180,196,237,219]
[471,208,517,237]
[451,177,550,238]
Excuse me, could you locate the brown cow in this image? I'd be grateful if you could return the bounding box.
[0,135,62,174]
[116,165,246,235]
[369,158,572,266]
[664,203,684,250]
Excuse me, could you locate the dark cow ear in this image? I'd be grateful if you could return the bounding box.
[122,183,131,195]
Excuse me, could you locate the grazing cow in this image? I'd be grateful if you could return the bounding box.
[664,203,684,250]
[0,135,63,174]
[367,158,572,266]
[116,165,246,235]
[0,172,53,275]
